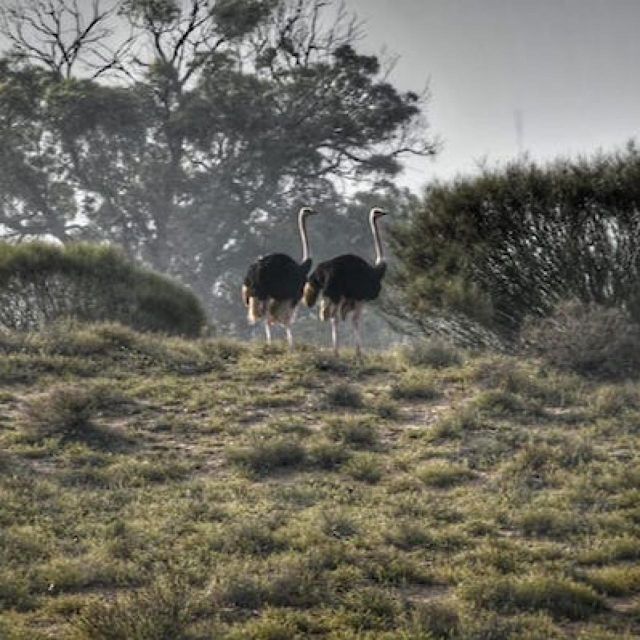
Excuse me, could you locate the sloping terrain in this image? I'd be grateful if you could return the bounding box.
[0,324,639,639]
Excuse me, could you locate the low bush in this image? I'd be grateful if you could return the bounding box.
[400,339,463,369]
[0,242,206,336]
[521,300,640,380]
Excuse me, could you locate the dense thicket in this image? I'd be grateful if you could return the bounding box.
[390,147,640,344]
[0,242,206,335]
[0,0,433,330]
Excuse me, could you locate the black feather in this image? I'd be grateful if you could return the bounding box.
[243,253,310,303]
[307,254,386,304]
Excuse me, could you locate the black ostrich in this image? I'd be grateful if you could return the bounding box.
[242,207,317,347]
[303,207,387,356]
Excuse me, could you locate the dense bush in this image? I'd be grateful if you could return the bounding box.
[0,242,206,335]
[390,147,640,344]
[522,300,640,379]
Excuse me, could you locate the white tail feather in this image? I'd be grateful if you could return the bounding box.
[247,297,264,324]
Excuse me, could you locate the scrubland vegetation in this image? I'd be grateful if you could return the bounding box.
[1,323,639,639]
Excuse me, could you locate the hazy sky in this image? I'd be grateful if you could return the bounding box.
[344,0,640,191]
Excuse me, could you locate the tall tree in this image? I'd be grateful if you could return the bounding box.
[0,0,435,328]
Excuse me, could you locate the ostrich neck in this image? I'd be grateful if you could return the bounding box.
[299,212,310,263]
[371,216,384,265]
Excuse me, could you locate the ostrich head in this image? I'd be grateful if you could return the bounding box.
[370,207,387,221]
[300,206,317,217]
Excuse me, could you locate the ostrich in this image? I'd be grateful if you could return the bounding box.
[303,207,387,356]
[242,207,317,348]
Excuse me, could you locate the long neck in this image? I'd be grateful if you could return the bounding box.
[370,215,384,265]
[298,211,310,262]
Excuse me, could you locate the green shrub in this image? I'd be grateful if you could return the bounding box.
[389,150,640,344]
[522,300,640,380]
[0,242,205,336]
[400,339,463,369]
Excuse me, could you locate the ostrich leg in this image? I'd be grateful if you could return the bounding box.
[283,304,295,350]
[331,318,339,356]
[352,303,364,357]
[264,319,272,344]
[285,326,294,350]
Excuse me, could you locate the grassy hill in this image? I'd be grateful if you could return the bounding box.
[0,324,639,639]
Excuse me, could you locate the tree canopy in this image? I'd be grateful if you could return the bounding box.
[0,0,434,329]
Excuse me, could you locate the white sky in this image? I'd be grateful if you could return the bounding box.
[345,0,640,191]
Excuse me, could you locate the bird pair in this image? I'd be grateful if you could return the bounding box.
[242,207,387,356]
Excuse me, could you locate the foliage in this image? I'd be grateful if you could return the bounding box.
[390,147,640,344]
[521,299,640,379]
[0,0,433,329]
[0,242,206,335]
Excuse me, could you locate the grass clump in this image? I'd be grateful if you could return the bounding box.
[415,461,474,488]
[344,453,383,483]
[460,574,607,620]
[227,438,306,476]
[582,565,640,596]
[400,339,463,369]
[341,587,402,631]
[589,384,640,417]
[69,576,193,640]
[19,384,127,448]
[325,383,363,409]
[428,405,486,440]
[307,440,350,470]
[410,599,461,639]
[390,372,440,401]
[326,417,378,448]
[472,389,537,417]
[518,506,584,538]
[578,537,640,565]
